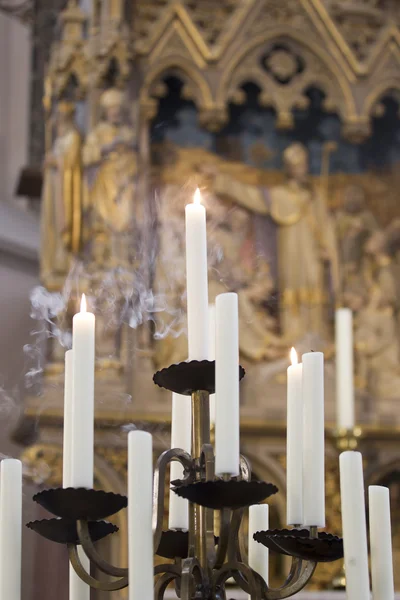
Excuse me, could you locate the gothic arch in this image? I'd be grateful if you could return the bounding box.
[217,28,356,122]
[140,56,214,119]
[363,77,400,118]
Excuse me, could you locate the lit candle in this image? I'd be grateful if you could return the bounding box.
[302,351,325,527]
[169,393,191,530]
[128,430,153,600]
[335,308,355,429]
[0,459,22,600]
[339,451,370,600]
[215,292,239,476]
[248,504,269,585]
[71,294,95,488]
[286,348,303,526]
[185,189,209,360]
[208,303,216,424]
[369,485,394,600]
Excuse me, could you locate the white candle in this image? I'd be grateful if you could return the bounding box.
[215,292,239,476]
[248,504,269,585]
[0,459,22,600]
[208,303,216,425]
[63,349,73,488]
[286,348,303,526]
[185,189,209,360]
[369,485,394,600]
[335,308,355,429]
[339,451,370,600]
[169,393,191,530]
[71,294,95,488]
[302,351,325,527]
[128,430,153,600]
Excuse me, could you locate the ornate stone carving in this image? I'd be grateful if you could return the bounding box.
[182,0,240,46]
[47,0,88,98]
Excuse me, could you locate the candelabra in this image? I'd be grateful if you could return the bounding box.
[27,360,344,599]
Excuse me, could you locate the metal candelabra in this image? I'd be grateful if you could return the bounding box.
[27,360,344,599]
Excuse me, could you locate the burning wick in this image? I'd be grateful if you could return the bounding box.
[193,188,202,205]
[80,293,87,313]
[290,347,298,366]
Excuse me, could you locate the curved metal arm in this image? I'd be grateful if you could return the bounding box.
[214,561,262,600]
[68,544,128,591]
[264,559,317,600]
[155,572,180,600]
[180,557,204,600]
[213,508,231,569]
[76,520,128,578]
[153,448,194,552]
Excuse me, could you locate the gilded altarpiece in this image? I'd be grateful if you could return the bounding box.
[18,0,400,596]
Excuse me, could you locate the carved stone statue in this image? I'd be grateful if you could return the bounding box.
[83,88,137,266]
[238,259,288,361]
[347,229,400,399]
[40,101,82,281]
[206,143,338,342]
[335,184,378,297]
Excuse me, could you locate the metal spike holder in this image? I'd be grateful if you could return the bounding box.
[27,359,344,599]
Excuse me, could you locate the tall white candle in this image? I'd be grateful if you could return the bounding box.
[335,308,355,429]
[71,294,95,488]
[248,504,269,585]
[0,459,22,600]
[215,292,239,476]
[286,348,303,526]
[169,393,191,530]
[339,451,370,600]
[208,303,216,425]
[369,485,394,600]
[128,430,153,600]
[185,189,209,360]
[69,305,93,600]
[302,351,325,527]
[63,349,73,488]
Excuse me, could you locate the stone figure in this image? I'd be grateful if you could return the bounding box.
[83,88,137,266]
[41,101,82,281]
[347,229,400,399]
[205,143,338,341]
[335,184,378,297]
[238,259,288,361]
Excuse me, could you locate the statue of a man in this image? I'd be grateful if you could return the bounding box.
[206,143,337,341]
[83,88,137,265]
[40,101,82,281]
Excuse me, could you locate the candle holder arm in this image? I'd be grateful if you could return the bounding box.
[68,544,129,591]
[263,558,317,600]
[76,519,128,578]
[152,448,194,552]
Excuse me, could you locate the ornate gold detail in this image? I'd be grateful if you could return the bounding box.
[22,444,64,487]
[329,1,386,62]
[250,0,309,34]
[96,447,128,481]
[182,0,240,47]
[47,0,88,98]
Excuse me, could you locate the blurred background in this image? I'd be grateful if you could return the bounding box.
[2,0,400,597]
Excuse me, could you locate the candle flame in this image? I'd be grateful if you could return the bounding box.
[193,188,202,205]
[80,293,87,313]
[290,347,298,366]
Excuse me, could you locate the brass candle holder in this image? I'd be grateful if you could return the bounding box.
[28,360,344,599]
